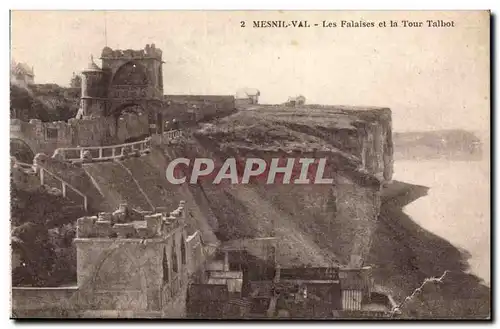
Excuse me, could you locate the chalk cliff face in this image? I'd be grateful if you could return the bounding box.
[176,105,393,267]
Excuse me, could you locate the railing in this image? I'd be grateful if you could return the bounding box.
[39,167,88,211]
[52,138,152,163]
[14,161,36,172]
[51,131,183,163]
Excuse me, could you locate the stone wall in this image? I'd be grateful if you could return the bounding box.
[11,287,78,318]
[12,202,207,318]
[10,114,150,158]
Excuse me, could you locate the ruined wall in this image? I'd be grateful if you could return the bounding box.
[12,203,204,318]
[10,119,74,156]
[73,203,192,315]
[10,158,40,190]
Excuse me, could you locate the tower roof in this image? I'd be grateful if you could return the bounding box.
[83,55,102,72]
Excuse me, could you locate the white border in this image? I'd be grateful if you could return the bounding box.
[1,2,497,329]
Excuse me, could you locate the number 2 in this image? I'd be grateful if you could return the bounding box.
[240,21,245,27]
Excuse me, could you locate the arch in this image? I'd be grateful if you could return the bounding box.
[112,61,149,86]
[10,138,35,163]
[90,247,148,293]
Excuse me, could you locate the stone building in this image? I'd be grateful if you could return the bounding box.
[76,44,165,127]
[235,88,260,106]
[10,44,235,159]
[12,202,207,318]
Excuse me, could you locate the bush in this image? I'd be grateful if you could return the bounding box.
[11,184,84,286]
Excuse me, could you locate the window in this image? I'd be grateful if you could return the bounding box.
[46,127,58,139]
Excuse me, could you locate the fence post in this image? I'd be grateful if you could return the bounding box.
[83,196,88,212]
[62,182,67,198]
[99,148,103,159]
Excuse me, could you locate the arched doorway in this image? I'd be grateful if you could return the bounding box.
[10,138,35,163]
[113,103,149,143]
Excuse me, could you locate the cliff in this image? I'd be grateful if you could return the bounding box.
[179,105,393,267]
[195,105,393,181]
[393,129,483,161]
[12,104,391,269]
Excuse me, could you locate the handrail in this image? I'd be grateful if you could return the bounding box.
[14,161,35,170]
[52,131,183,163]
[52,137,152,163]
[56,138,151,153]
[39,166,88,211]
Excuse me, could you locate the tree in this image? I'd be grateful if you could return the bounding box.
[70,73,82,89]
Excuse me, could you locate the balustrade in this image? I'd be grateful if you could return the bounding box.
[51,130,182,164]
[53,138,152,163]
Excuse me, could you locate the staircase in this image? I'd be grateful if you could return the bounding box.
[38,166,89,212]
[12,158,89,212]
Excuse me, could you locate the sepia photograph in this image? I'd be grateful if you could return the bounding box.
[8,10,490,320]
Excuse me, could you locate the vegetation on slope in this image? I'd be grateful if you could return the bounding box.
[10,83,80,122]
[11,181,86,287]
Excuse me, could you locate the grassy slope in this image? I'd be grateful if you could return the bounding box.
[11,184,85,286]
[82,150,218,244]
[83,161,153,211]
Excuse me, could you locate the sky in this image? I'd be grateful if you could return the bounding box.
[10,10,490,133]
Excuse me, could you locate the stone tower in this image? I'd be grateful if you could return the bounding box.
[80,56,107,118]
[73,202,191,317]
[100,44,164,116]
